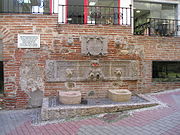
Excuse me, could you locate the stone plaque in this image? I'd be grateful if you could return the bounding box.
[46,60,139,82]
[18,34,40,48]
[29,90,43,107]
[81,36,108,56]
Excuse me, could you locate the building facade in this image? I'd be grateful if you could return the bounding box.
[0,0,180,109]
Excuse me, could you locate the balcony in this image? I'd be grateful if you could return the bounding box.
[58,5,132,25]
[1,1,180,37]
[134,18,180,37]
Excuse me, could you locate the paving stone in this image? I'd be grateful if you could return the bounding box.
[0,90,180,135]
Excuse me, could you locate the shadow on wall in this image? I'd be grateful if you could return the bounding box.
[0,40,3,94]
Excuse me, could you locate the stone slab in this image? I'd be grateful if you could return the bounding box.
[45,60,139,82]
[41,94,159,121]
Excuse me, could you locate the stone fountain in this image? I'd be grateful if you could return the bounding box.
[41,35,158,121]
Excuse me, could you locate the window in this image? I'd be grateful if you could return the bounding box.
[134,1,178,36]
[87,0,119,24]
[66,0,119,24]
[67,0,84,24]
[152,61,180,82]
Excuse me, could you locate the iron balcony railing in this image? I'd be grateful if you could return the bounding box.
[0,0,51,14]
[58,5,132,25]
[134,18,180,37]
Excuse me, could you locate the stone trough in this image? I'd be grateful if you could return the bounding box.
[108,89,132,102]
[59,91,81,105]
[41,94,159,121]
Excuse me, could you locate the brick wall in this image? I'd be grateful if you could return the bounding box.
[0,14,180,109]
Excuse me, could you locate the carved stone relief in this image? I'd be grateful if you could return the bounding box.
[20,52,44,107]
[45,60,139,82]
[81,36,108,56]
[67,37,74,45]
[114,37,127,48]
[114,36,144,58]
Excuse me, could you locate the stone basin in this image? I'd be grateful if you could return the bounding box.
[59,91,81,104]
[108,89,132,102]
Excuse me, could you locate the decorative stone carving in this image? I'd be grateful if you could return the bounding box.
[65,82,76,89]
[45,60,139,82]
[20,52,44,107]
[112,81,127,88]
[20,61,44,93]
[118,44,144,58]
[81,36,108,56]
[67,37,73,45]
[87,59,104,81]
[87,69,104,81]
[66,69,73,79]
[114,36,144,57]
[115,37,127,48]
[114,68,122,78]
[131,61,139,78]
[46,61,55,79]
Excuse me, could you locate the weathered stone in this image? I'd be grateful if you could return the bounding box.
[59,91,81,104]
[29,89,43,107]
[41,94,159,121]
[20,52,44,93]
[81,36,108,56]
[45,60,139,82]
[108,89,132,102]
[67,37,73,45]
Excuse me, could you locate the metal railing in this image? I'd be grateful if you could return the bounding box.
[0,0,50,14]
[58,5,132,25]
[134,18,180,37]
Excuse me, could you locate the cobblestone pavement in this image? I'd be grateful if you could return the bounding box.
[1,89,180,135]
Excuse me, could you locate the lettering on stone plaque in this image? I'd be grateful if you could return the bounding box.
[18,34,40,48]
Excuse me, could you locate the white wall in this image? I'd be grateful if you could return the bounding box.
[57,0,66,23]
[178,3,180,36]
[121,0,132,7]
[120,0,133,25]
